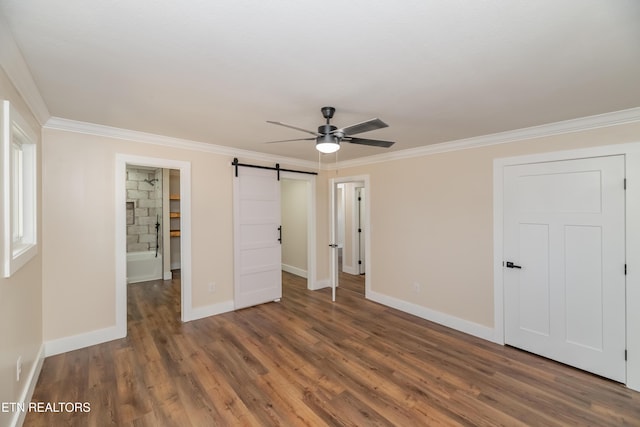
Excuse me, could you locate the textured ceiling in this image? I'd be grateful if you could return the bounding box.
[1,0,639,161]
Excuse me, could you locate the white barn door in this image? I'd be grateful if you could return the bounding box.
[503,155,625,382]
[233,167,282,309]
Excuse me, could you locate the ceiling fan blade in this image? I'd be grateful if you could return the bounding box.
[337,118,388,136]
[345,137,395,148]
[264,137,315,144]
[267,121,320,136]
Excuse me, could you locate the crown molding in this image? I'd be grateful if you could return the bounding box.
[44,105,640,173]
[0,16,51,125]
[44,116,320,171]
[330,106,640,170]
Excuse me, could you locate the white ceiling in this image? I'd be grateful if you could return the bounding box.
[1,0,639,162]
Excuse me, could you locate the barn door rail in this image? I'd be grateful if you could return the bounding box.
[232,157,318,180]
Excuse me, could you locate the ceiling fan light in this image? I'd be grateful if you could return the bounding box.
[315,135,340,153]
[316,141,340,154]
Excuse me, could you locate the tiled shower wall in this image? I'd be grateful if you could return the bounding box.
[126,167,163,253]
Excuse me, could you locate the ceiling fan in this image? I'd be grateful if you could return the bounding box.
[266,106,395,154]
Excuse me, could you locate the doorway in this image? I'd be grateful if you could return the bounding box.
[280,171,316,290]
[337,181,365,276]
[281,177,311,283]
[330,175,371,301]
[124,165,165,284]
[115,154,192,338]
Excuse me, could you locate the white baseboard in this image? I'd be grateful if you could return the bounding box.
[367,290,497,343]
[42,300,235,357]
[341,264,359,275]
[127,274,163,284]
[184,300,235,322]
[282,264,307,278]
[43,298,235,357]
[44,325,124,357]
[10,343,45,427]
[164,271,173,280]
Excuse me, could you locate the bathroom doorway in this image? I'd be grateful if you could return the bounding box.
[125,165,165,283]
[115,154,192,338]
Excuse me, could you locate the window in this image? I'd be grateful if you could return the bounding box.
[2,100,37,277]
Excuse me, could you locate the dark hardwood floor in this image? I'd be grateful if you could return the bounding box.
[336,272,364,296]
[25,271,640,426]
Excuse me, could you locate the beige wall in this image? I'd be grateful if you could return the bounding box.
[1,9,637,413]
[34,108,640,363]
[41,130,329,342]
[335,122,640,328]
[281,178,307,273]
[0,68,43,427]
[42,130,230,340]
[28,74,640,394]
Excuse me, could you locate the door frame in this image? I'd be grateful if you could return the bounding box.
[329,175,371,298]
[115,154,193,335]
[493,142,640,391]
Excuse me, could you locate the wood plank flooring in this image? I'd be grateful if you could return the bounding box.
[25,271,640,426]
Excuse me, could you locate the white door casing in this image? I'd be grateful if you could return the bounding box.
[503,155,625,382]
[233,166,282,309]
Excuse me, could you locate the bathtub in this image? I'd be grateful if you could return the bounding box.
[127,250,163,284]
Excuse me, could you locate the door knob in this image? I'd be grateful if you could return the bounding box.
[505,261,522,269]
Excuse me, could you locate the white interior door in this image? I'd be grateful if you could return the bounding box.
[233,167,282,309]
[503,155,626,382]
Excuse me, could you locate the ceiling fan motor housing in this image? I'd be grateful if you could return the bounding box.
[318,124,337,135]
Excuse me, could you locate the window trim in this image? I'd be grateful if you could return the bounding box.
[2,100,38,277]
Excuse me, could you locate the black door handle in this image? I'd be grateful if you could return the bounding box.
[505,261,522,269]
[278,226,282,244]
